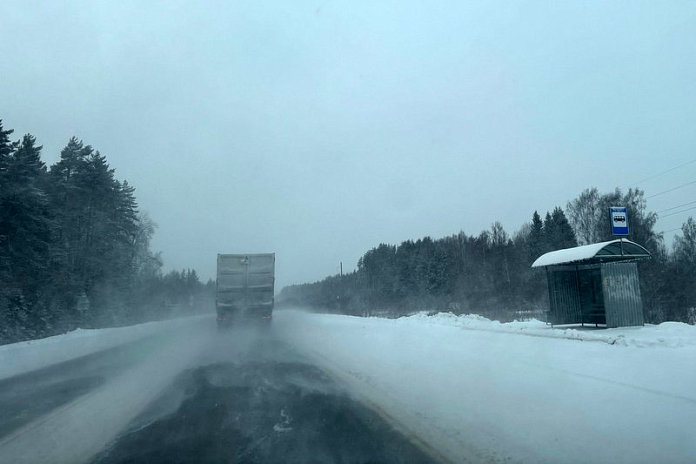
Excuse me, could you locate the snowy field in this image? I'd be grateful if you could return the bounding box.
[1,310,695,463]
[271,310,696,463]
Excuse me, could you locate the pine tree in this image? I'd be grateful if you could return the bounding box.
[543,207,577,251]
[49,138,90,276]
[4,135,51,286]
[0,121,19,278]
[77,150,117,286]
[46,138,90,326]
[0,120,18,180]
[528,211,544,263]
[0,121,18,340]
[550,207,577,249]
[0,132,53,339]
[543,211,555,252]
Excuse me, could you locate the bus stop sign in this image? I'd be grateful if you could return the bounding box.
[610,207,629,235]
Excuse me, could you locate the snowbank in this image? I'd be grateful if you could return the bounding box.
[0,315,211,381]
[272,309,696,463]
[403,311,696,348]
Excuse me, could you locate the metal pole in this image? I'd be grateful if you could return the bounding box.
[244,256,250,311]
[575,264,584,327]
[546,267,553,326]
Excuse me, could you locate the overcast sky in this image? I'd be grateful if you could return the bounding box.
[2,1,695,288]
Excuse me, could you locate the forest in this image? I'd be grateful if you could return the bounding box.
[3,116,695,346]
[0,120,213,345]
[279,189,696,325]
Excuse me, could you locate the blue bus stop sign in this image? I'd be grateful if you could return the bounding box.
[610,207,629,235]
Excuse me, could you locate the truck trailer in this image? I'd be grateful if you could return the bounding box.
[216,253,275,328]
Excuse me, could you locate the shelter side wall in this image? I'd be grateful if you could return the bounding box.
[548,270,582,325]
[601,262,644,328]
[578,267,606,325]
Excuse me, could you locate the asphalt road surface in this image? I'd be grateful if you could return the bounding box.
[0,323,436,464]
[0,336,164,441]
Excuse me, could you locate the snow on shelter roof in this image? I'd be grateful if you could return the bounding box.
[531,239,651,268]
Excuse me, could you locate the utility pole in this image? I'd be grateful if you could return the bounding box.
[340,262,343,276]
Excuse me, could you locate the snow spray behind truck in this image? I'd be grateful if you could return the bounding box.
[216,253,275,328]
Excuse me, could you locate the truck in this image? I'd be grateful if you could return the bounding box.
[216,253,275,328]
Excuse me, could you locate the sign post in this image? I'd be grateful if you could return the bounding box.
[610,206,629,256]
[610,207,629,235]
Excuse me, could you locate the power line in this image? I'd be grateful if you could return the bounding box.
[659,205,696,219]
[629,159,696,187]
[659,227,683,234]
[657,200,696,213]
[646,180,696,199]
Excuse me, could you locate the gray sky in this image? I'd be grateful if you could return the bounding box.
[2,1,695,288]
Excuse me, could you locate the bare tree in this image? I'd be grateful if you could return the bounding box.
[566,187,602,245]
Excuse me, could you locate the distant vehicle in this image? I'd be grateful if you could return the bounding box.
[216,253,275,328]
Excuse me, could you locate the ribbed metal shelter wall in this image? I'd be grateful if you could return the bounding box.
[601,262,644,328]
[547,269,582,325]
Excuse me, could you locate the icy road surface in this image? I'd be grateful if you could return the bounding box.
[1,309,695,463]
[92,337,433,463]
[0,316,434,464]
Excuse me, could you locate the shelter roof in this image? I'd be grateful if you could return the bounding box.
[531,239,651,268]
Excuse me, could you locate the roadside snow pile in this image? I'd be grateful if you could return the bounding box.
[401,311,696,348]
[0,314,211,381]
[273,309,696,464]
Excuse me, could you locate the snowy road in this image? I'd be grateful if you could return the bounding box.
[1,310,695,463]
[92,337,433,463]
[0,336,162,439]
[0,316,436,464]
[273,310,696,463]
[0,318,214,463]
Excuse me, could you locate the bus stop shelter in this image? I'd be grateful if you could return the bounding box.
[532,239,651,328]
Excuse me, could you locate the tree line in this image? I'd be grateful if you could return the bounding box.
[0,120,213,345]
[279,188,696,324]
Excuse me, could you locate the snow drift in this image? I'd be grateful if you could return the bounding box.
[272,309,696,463]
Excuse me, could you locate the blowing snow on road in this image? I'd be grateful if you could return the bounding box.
[1,309,695,463]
